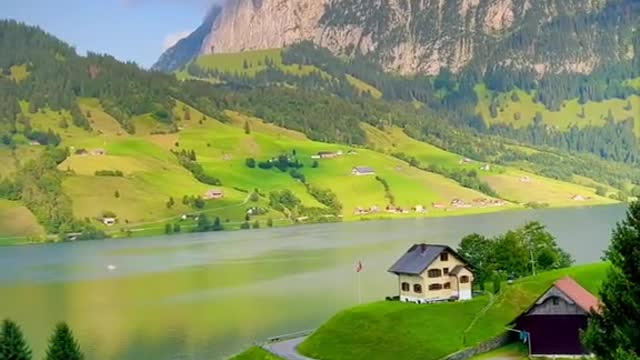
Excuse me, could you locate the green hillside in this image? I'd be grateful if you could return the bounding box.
[193,48,320,77]
[477,84,640,135]
[0,96,619,241]
[298,263,607,360]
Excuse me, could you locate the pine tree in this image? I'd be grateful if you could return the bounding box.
[0,319,32,360]
[582,202,640,359]
[45,322,84,360]
[244,120,250,134]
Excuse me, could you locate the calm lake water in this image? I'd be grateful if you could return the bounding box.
[0,205,627,359]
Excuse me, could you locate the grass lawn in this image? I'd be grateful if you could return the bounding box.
[229,347,283,360]
[0,199,44,238]
[476,84,640,136]
[346,75,382,99]
[299,263,608,360]
[483,169,616,207]
[194,49,322,77]
[467,343,528,360]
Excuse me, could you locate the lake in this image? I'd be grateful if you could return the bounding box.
[0,205,627,359]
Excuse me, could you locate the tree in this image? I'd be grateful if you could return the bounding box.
[244,120,250,134]
[312,160,319,168]
[212,216,223,231]
[240,221,251,230]
[164,223,172,234]
[267,218,274,227]
[173,223,181,233]
[166,197,174,209]
[252,220,260,229]
[85,110,91,118]
[44,322,84,360]
[0,319,32,360]
[245,158,256,168]
[196,214,211,232]
[582,202,640,359]
[114,190,119,198]
[457,233,493,289]
[596,186,607,197]
[249,191,260,202]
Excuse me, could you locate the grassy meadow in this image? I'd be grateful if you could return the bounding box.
[476,84,640,136]
[0,94,622,240]
[189,49,382,97]
[0,199,44,240]
[298,263,607,360]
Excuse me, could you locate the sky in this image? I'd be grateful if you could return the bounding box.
[3,0,219,68]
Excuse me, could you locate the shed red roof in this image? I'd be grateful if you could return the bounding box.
[554,276,600,313]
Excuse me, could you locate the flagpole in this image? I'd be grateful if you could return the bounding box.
[357,269,362,304]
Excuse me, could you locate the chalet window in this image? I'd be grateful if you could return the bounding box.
[401,282,410,292]
[440,253,449,261]
[428,269,442,278]
[460,276,470,284]
[444,282,451,289]
[413,284,423,293]
[552,297,560,305]
[429,284,443,291]
[443,267,449,275]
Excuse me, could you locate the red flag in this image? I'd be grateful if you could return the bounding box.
[356,260,363,273]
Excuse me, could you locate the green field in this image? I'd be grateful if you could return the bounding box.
[298,263,607,360]
[477,84,640,136]
[230,347,283,360]
[0,95,621,239]
[190,49,382,97]
[361,124,614,207]
[0,199,44,240]
[194,48,321,77]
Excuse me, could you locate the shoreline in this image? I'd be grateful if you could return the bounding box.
[0,201,624,247]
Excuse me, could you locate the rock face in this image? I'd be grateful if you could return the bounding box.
[159,0,636,76]
[152,6,221,72]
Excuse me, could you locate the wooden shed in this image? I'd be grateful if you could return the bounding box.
[510,276,599,357]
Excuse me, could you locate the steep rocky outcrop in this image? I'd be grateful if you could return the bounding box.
[152,6,221,72]
[161,0,637,76]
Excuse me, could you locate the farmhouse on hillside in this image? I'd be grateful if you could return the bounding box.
[510,276,600,357]
[352,166,375,176]
[204,189,224,199]
[388,244,474,304]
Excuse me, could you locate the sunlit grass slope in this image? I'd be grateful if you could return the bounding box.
[299,263,607,360]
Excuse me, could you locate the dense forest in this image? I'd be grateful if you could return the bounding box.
[2,19,640,237]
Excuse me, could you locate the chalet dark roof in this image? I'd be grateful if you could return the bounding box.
[450,265,469,276]
[388,244,449,275]
[554,276,600,313]
[353,166,375,173]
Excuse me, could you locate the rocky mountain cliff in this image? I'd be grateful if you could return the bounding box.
[158,0,638,75]
[151,6,221,72]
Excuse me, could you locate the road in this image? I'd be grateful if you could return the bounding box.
[263,337,316,360]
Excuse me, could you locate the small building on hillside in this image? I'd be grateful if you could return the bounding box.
[318,151,338,159]
[571,194,587,202]
[388,244,474,304]
[480,164,491,171]
[352,166,375,176]
[510,276,600,357]
[90,148,107,156]
[103,217,116,226]
[204,189,224,200]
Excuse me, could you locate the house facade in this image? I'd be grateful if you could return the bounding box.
[511,276,599,357]
[388,244,474,304]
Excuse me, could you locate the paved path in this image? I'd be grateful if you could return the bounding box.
[263,337,316,360]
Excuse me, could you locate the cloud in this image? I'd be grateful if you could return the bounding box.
[163,30,192,50]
